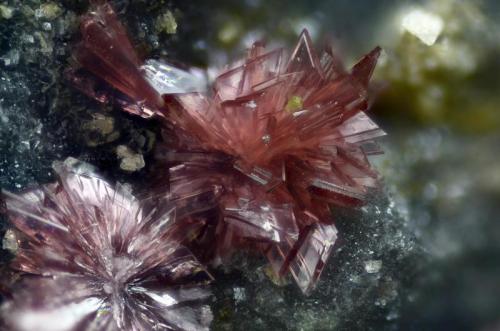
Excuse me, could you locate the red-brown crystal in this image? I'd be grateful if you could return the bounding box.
[72,3,385,294]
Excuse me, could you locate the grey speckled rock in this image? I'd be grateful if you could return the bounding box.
[383,130,500,331]
[0,1,76,190]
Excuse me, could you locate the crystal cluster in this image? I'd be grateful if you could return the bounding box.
[1,159,212,331]
[70,3,385,295]
[161,35,385,294]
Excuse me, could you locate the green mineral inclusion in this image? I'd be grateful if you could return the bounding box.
[285,95,304,113]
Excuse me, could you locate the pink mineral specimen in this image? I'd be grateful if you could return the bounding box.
[73,3,385,294]
[0,159,212,331]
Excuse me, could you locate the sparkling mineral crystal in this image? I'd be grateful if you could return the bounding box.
[0,158,213,331]
[73,3,385,294]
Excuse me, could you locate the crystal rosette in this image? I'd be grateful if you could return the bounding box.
[0,159,212,331]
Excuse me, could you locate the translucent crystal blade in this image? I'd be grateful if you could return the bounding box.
[142,59,207,94]
[287,29,323,76]
[351,46,382,87]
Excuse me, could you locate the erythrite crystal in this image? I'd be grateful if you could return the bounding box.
[0,159,212,331]
[73,3,385,294]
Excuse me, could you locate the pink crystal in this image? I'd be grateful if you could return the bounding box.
[72,3,385,294]
[1,159,212,331]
